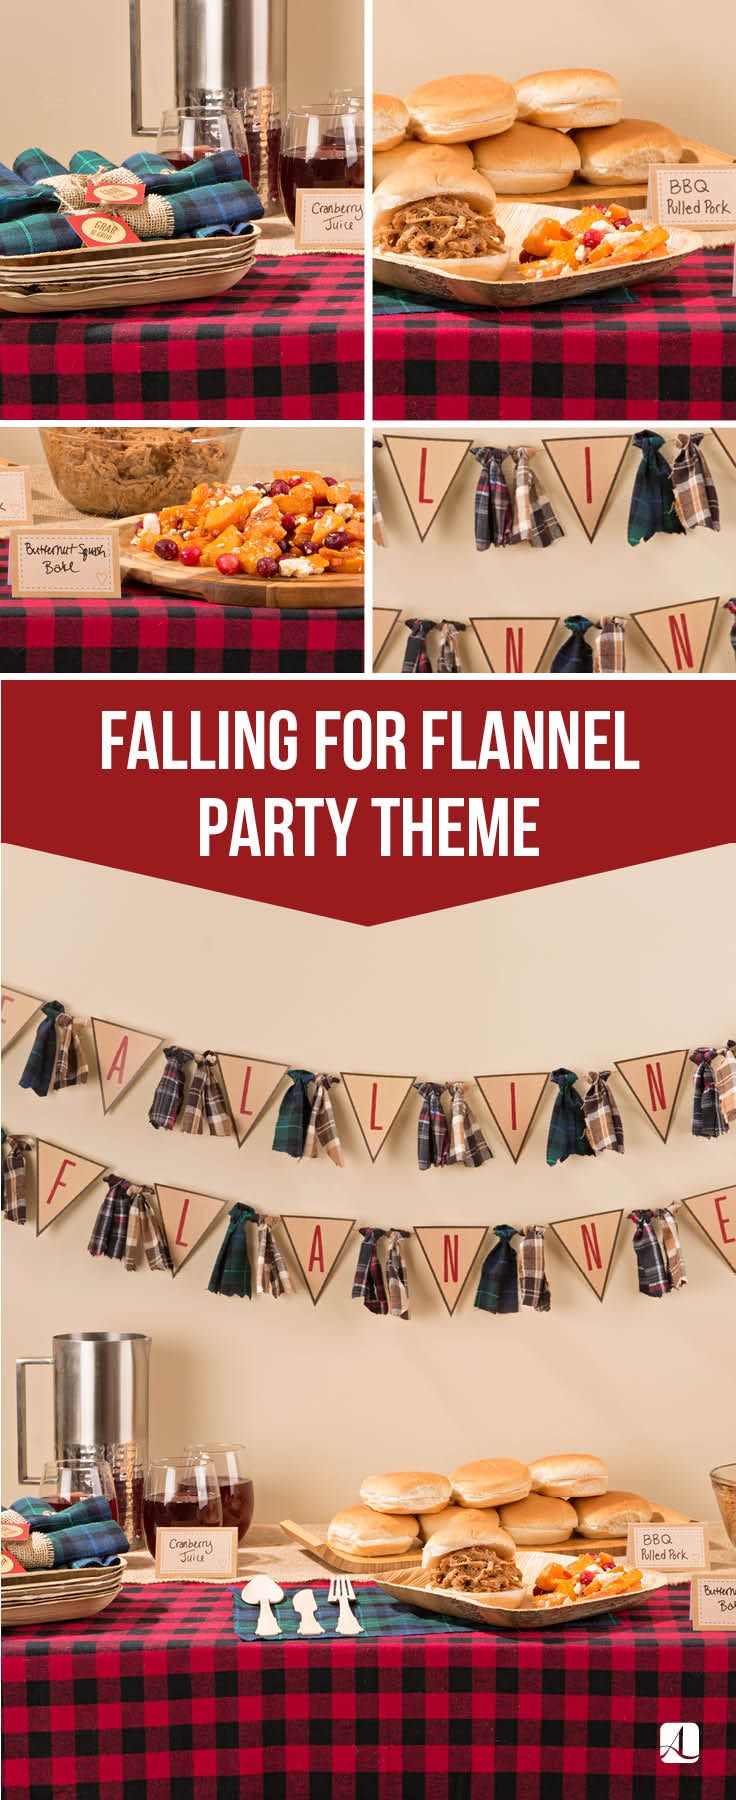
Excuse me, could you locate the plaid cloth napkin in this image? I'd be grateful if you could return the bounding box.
[472,447,512,549]
[519,1225,551,1312]
[508,448,564,549]
[18,1001,64,1095]
[690,1046,728,1138]
[715,1040,736,1126]
[437,621,466,672]
[273,1070,315,1158]
[671,433,720,532]
[1,1131,33,1224]
[208,1203,261,1298]
[232,1582,470,1642]
[149,1047,193,1131]
[474,1225,519,1313]
[304,1075,344,1166]
[629,1209,671,1298]
[655,1204,687,1290]
[256,1217,294,1299]
[550,617,594,673]
[52,1012,88,1090]
[627,431,684,545]
[594,618,627,673]
[447,1083,493,1167]
[13,149,67,181]
[0,177,261,256]
[415,1082,450,1169]
[180,1053,233,1137]
[583,1071,625,1155]
[727,601,736,662]
[546,1070,594,1165]
[352,1227,389,1314]
[386,1228,411,1319]
[402,619,435,673]
[0,163,59,223]
[6,1496,128,1568]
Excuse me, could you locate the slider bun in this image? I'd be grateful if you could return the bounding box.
[575,119,682,183]
[451,1458,531,1507]
[422,1508,516,1566]
[373,140,473,190]
[650,1502,692,1524]
[326,1505,419,1556]
[373,165,509,279]
[473,121,580,194]
[530,1454,608,1499]
[360,1470,452,1515]
[574,1491,654,1537]
[499,1494,577,1544]
[406,74,517,145]
[515,68,622,131]
[374,93,410,153]
[429,1583,526,1610]
[419,1503,492,1540]
[678,136,734,167]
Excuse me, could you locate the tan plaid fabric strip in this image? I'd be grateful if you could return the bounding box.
[304,1075,344,1166]
[52,1014,89,1089]
[256,1217,294,1298]
[124,1185,173,1273]
[180,1053,233,1136]
[715,1041,736,1125]
[594,619,626,673]
[519,1226,551,1311]
[583,1072,625,1154]
[671,433,720,532]
[509,447,564,548]
[447,1084,493,1166]
[2,1134,33,1223]
[386,1229,410,1319]
[656,1204,687,1290]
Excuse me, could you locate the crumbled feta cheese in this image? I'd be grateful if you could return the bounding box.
[279,557,317,578]
[335,503,354,519]
[142,513,160,534]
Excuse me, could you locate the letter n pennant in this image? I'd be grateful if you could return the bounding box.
[549,1210,624,1301]
[414,1226,487,1315]
[615,1050,688,1142]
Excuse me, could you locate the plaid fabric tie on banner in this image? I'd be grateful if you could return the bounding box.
[123,1185,172,1274]
[304,1075,344,1166]
[52,1012,89,1090]
[629,1208,671,1297]
[180,1053,233,1137]
[715,1040,736,1126]
[471,446,512,549]
[475,1225,519,1313]
[628,430,684,544]
[273,1070,315,1158]
[447,1083,493,1167]
[402,619,435,673]
[519,1225,551,1312]
[550,616,594,673]
[508,447,564,548]
[437,621,466,673]
[386,1229,411,1319]
[18,1000,64,1096]
[256,1217,294,1299]
[583,1071,625,1155]
[352,1228,389,1314]
[671,433,720,531]
[208,1203,260,1298]
[656,1203,687,1290]
[87,1176,134,1261]
[1,1131,33,1224]
[594,618,627,673]
[547,1069,595,1165]
[690,1046,729,1137]
[415,1082,450,1169]
[149,1046,193,1131]
[727,601,736,662]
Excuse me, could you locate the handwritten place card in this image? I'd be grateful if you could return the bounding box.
[10,528,121,599]
[155,1526,238,1582]
[691,1573,736,1631]
[295,189,365,253]
[647,165,736,233]
[627,1522,710,1573]
[0,467,33,529]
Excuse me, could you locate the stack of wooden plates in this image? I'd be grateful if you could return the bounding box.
[2,1557,126,1626]
[0,228,260,314]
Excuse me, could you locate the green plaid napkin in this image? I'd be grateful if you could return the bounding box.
[233,1581,471,1642]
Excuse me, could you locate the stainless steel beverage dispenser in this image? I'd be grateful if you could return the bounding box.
[16,1332,150,1546]
[128,0,287,211]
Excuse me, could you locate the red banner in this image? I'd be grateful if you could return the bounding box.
[2,681,731,927]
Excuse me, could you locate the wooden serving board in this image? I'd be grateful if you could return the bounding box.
[119,524,364,610]
[509,177,647,210]
[378,1561,668,1633]
[280,1519,632,1577]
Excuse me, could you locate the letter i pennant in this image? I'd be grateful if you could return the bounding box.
[156,1186,229,1276]
[280,1217,356,1304]
[37,1141,107,1235]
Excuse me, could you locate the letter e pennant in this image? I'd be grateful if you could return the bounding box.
[682,1187,736,1273]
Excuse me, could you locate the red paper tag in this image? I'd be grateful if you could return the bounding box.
[66,212,142,249]
[1,1550,26,1575]
[85,174,146,207]
[1,1517,30,1542]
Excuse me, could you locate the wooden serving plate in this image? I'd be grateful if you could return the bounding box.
[510,177,648,210]
[280,1519,634,1577]
[377,1556,668,1633]
[119,523,364,610]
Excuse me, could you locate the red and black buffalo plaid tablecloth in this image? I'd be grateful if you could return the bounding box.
[0,545,364,672]
[2,1581,735,1798]
[0,256,363,420]
[373,252,736,420]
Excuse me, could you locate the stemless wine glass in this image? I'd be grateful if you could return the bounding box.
[278,105,365,228]
[185,1443,255,1544]
[157,104,251,181]
[142,1454,222,1560]
[40,1453,118,1518]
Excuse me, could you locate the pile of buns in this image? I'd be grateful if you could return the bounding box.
[374,68,732,196]
[327,1455,689,1559]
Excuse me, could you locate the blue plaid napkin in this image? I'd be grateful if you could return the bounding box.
[8,1495,129,1566]
[232,1581,471,1642]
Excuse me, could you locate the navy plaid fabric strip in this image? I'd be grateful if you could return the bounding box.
[272,1070,315,1158]
[352,1228,389,1313]
[550,617,594,673]
[18,1001,63,1096]
[415,1082,449,1168]
[691,1046,728,1137]
[629,1209,671,1297]
[546,1069,594,1164]
[208,1203,260,1298]
[474,1225,519,1314]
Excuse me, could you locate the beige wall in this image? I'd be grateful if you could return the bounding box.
[1,0,363,167]
[374,427,736,673]
[374,1,736,151]
[3,842,734,1526]
[0,426,365,488]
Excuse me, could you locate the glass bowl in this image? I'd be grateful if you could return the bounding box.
[40,426,242,519]
[710,1464,736,1547]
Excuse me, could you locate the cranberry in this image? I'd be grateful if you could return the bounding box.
[582,229,604,249]
[280,513,297,533]
[133,518,143,533]
[613,212,631,228]
[518,249,539,264]
[179,544,202,567]
[324,476,337,487]
[300,541,314,556]
[288,476,304,489]
[256,556,280,578]
[269,479,291,497]
[154,537,179,561]
[216,552,241,576]
[324,530,349,550]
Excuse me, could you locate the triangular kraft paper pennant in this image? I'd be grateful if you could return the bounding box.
[682,1187,736,1273]
[156,1184,229,1276]
[615,1050,688,1143]
[281,1216,355,1304]
[712,429,736,474]
[632,599,719,674]
[383,436,472,541]
[474,1072,549,1163]
[549,1210,624,1302]
[36,1140,107,1235]
[542,435,631,543]
[373,608,401,668]
[471,617,558,675]
[341,1074,416,1162]
[1,987,41,1053]
[92,1019,163,1116]
[216,1055,287,1147]
[414,1227,487,1315]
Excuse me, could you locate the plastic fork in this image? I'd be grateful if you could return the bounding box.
[328,1575,363,1635]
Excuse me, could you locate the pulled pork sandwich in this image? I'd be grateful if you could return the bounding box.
[422,1513,525,1607]
[374,161,509,279]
